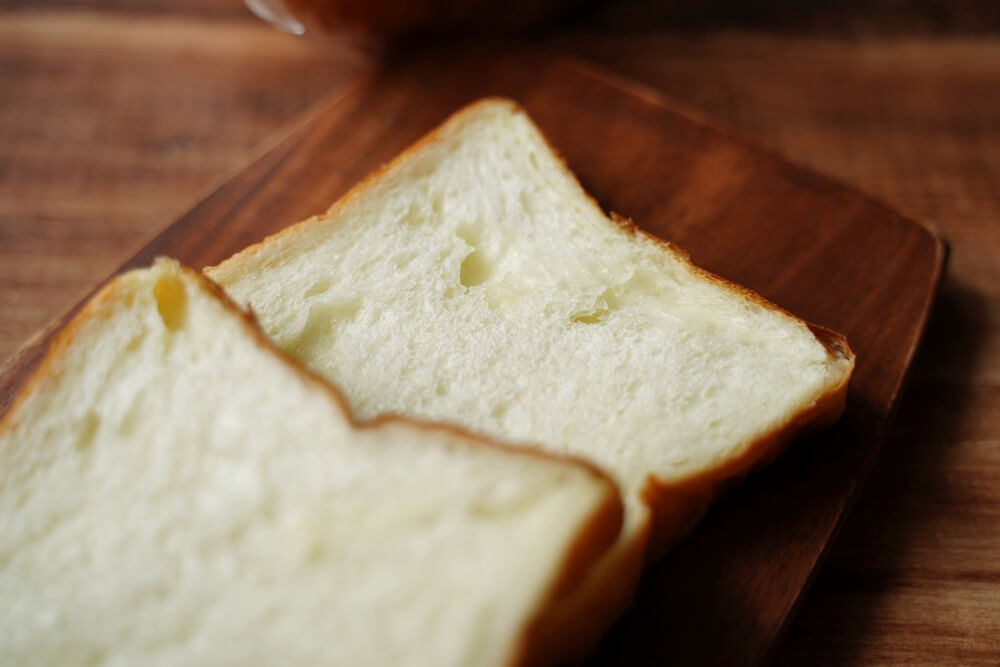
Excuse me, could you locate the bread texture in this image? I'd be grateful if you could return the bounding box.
[207,98,855,652]
[0,259,622,667]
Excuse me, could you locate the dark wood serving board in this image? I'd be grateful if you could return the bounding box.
[0,50,944,665]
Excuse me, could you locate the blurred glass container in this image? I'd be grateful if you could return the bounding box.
[245,0,307,35]
[244,0,584,40]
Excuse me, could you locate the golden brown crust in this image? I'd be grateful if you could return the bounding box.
[0,258,625,667]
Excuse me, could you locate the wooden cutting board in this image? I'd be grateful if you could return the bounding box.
[0,49,944,665]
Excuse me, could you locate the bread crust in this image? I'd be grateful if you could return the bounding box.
[0,259,624,667]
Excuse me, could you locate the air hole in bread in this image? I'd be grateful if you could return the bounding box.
[456,223,494,288]
[153,274,187,331]
[74,411,100,452]
[286,299,361,359]
[400,202,427,228]
[489,402,510,420]
[570,309,609,324]
[460,250,492,288]
[519,190,534,216]
[304,277,334,298]
[393,252,419,270]
[117,395,143,437]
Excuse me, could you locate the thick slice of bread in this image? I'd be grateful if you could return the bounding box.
[0,259,622,667]
[207,99,855,647]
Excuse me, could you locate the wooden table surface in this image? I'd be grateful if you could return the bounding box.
[1,1,997,663]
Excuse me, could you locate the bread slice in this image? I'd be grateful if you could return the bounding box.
[0,259,622,667]
[207,98,855,649]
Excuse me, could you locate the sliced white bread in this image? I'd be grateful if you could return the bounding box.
[207,99,855,649]
[0,258,623,667]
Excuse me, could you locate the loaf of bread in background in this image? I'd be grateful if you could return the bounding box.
[0,258,623,667]
[208,98,855,656]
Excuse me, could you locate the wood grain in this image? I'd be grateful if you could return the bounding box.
[0,10,369,362]
[2,5,998,664]
[0,49,944,664]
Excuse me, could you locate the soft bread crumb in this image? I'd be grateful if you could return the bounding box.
[0,259,620,667]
